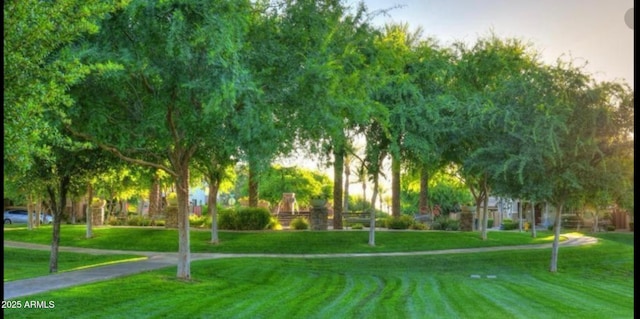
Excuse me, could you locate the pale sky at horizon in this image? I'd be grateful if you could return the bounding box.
[354,0,634,87]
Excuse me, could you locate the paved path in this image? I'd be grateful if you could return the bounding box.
[3,234,597,299]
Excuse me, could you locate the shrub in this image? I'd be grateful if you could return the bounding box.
[410,223,428,230]
[350,223,364,230]
[606,225,616,231]
[189,215,210,228]
[501,219,518,230]
[106,215,122,226]
[127,216,151,226]
[267,217,282,230]
[218,207,272,230]
[385,215,414,229]
[290,217,309,230]
[431,216,460,231]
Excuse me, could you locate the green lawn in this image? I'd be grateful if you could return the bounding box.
[4,224,563,253]
[2,226,633,319]
[3,248,145,281]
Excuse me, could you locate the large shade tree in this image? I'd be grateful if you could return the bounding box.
[370,23,425,218]
[69,0,253,279]
[451,35,542,239]
[282,0,376,229]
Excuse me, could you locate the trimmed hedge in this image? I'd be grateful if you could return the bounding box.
[218,207,272,230]
[385,215,415,229]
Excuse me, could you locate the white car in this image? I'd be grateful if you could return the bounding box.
[3,209,53,224]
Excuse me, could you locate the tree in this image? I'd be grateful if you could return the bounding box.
[371,23,425,218]
[3,0,127,174]
[70,0,253,279]
[543,67,634,272]
[402,38,456,216]
[283,0,376,229]
[450,34,542,240]
[479,55,633,271]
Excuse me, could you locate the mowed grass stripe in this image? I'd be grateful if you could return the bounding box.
[441,276,498,318]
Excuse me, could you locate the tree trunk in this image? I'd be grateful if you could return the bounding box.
[391,154,401,218]
[371,174,379,212]
[481,186,489,240]
[148,174,161,219]
[419,166,429,215]
[333,147,344,230]
[49,176,69,273]
[208,178,220,244]
[531,200,537,238]
[549,201,564,272]
[518,201,523,232]
[248,164,259,208]
[175,162,191,280]
[27,195,34,230]
[361,179,367,208]
[35,199,42,228]
[343,158,350,212]
[86,183,93,238]
[368,206,376,246]
[369,171,380,246]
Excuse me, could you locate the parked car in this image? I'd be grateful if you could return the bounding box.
[3,209,53,224]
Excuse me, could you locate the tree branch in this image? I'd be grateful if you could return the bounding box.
[67,127,177,176]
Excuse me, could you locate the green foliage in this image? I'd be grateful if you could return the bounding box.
[189,215,210,228]
[126,216,151,227]
[106,215,123,226]
[430,216,460,231]
[236,165,333,206]
[384,215,415,229]
[409,223,428,230]
[401,168,472,214]
[290,217,309,230]
[500,219,518,230]
[3,0,127,173]
[267,217,282,231]
[218,207,272,230]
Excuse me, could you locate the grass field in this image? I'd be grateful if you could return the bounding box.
[2,225,634,319]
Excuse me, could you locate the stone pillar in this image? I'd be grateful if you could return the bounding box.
[460,212,473,231]
[91,199,106,226]
[309,206,328,230]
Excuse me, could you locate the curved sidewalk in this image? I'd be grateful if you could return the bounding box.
[3,234,597,300]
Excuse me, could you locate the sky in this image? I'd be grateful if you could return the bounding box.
[355,0,634,87]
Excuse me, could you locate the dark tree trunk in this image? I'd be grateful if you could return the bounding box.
[148,174,161,219]
[208,178,220,244]
[333,148,344,229]
[249,164,259,208]
[49,176,70,273]
[391,155,401,217]
[419,166,429,215]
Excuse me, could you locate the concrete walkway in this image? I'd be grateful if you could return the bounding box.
[3,234,597,299]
